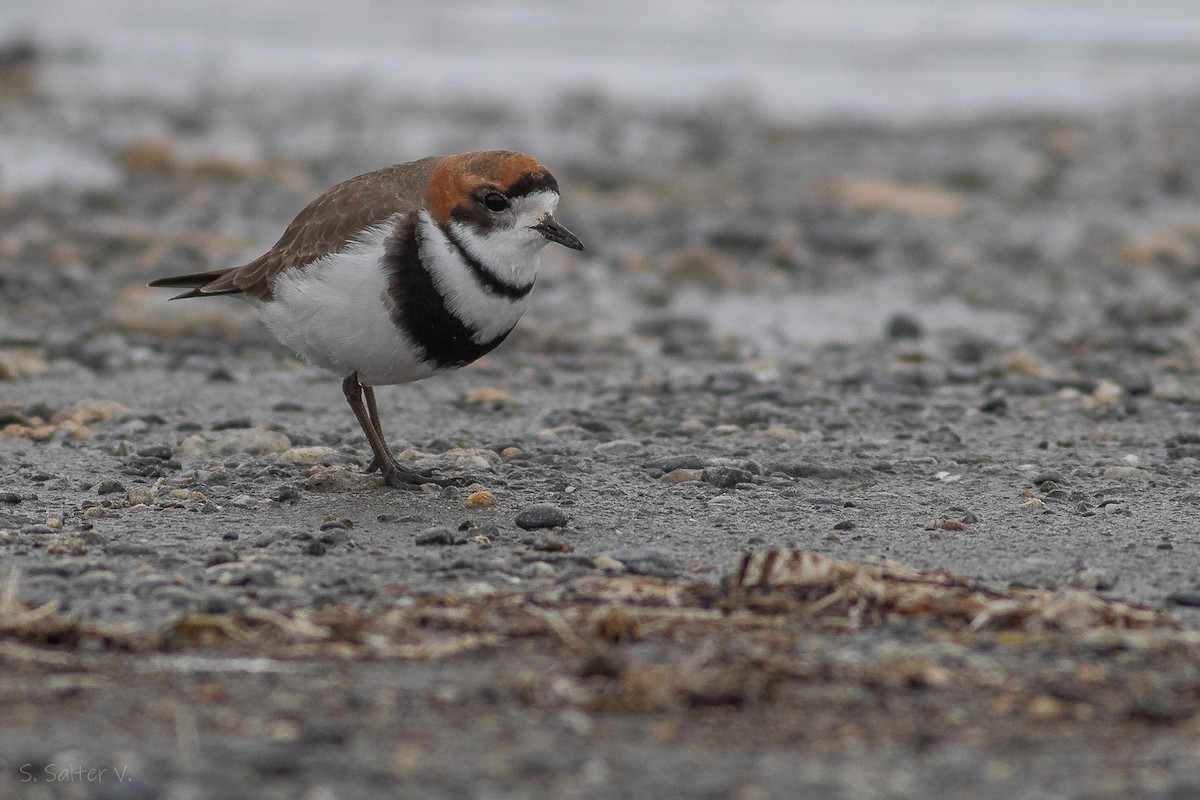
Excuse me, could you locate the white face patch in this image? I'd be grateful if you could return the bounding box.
[447,189,561,285]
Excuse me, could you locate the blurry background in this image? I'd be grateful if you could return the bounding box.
[3,0,1200,356]
[7,0,1200,121]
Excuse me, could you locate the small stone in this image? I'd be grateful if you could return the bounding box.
[207,563,277,587]
[1166,592,1200,608]
[593,555,625,572]
[1103,466,1150,481]
[500,447,523,459]
[205,549,239,567]
[415,527,459,546]
[181,427,292,456]
[84,506,107,519]
[96,480,125,495]
[532,535,573,553]
[702,466,753,489]
[515,503,568,530]
[126,486,154,506]
[1072,567,1118,591]
[464,386,509,405]
[303,540,327,556]
[833,520,856,531]
[278,446,337,465]
[885,313,923,340]
[305,469,382,493]
[465,491,497,508]
[46,537,88,556]
[643,455,708,477]
[608,547,681,578]
[526,561,557,579]
[593,439,642,456]
[661,468,704,484]
[1027,695,1070,722]
[138,445,174,460]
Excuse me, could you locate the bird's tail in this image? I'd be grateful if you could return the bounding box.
[147,268,241,300]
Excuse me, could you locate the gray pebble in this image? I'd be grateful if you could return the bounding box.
[72,570,120,593]
[643,455,708,477]
[702,466,753,489]
[198,591,240,614]
[515,503,569,530]
[95,480,126,495]
[132,574,173,598]
[206,563,277,587]
[1071,567,1118,591]
[885,312,923,339]
[608,547,682,578]
[205,549,239,567]
[148,585,196,608]
[416,526,461,546]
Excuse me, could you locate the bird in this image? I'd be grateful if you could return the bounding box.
[149,150,583,489]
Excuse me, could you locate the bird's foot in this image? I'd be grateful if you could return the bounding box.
[380,463,467,489]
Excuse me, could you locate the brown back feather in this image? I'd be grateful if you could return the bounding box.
[200,156,442,301]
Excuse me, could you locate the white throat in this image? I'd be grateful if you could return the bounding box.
[417,210,539,343]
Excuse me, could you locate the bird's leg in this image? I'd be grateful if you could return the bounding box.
[341,373,458,488]
[362,385,390,474]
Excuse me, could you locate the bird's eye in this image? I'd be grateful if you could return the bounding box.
[483,192,510,212]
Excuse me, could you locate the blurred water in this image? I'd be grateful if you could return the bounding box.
[6,0,1200,120]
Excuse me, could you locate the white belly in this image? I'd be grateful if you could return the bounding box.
[258,223,439,386]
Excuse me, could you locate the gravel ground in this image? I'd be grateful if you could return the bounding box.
[5,52,1200,798]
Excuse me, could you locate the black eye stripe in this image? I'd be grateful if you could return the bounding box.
[505,171,559,199]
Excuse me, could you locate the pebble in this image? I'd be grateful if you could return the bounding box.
[643,455,708,477]
[1072,567,1118,591]
[607,547,681,578]
[143,584,193,608]
[278,446,337,465]
[206,563,278,587]
[181,427,292,456]
[885,313,924,339]
[1103,466,1150,481]
[416,527,461,546]
[303,540,326,556]
[593,555,626,572]
[702,466,753,489]
[661,468,704,484]
[126,486,154,506]
[95,480,125,495]
[532,535,573,553]
[72,569,119,592]
[46,537,89,556]
[526,561,558,579]
[1166,592,1200,608]
[305,470,382,493]
[515,503,568,530]
[593,439,642,456]
[137,444,174,460]
[465,491,497,508]
[205,549,239,567]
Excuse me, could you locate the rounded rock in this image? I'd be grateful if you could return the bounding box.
[515,503,569,530]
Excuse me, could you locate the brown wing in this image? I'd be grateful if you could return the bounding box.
[191,156,442,301]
